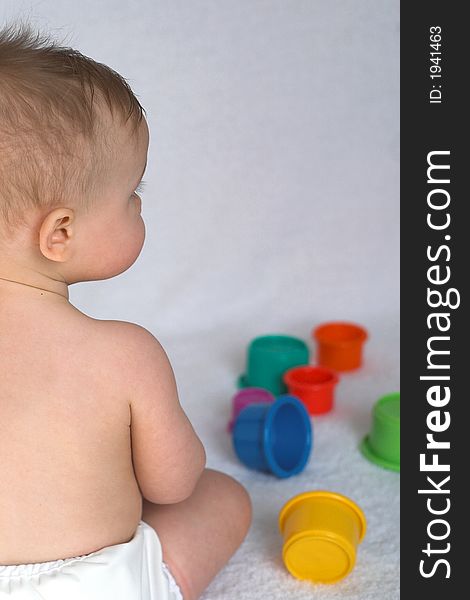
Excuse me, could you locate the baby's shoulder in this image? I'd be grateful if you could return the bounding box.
[89,318,162,353]
[81,317,167,378]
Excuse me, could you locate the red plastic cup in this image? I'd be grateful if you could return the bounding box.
[227,387,274,432]
[283,366,339,415]
[313,322,368,371]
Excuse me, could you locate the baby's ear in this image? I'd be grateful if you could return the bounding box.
[38,208,75,262]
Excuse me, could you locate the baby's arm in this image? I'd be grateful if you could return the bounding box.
[115,322,206,504]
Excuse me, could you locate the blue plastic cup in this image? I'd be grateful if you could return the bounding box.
[232,395,312,478]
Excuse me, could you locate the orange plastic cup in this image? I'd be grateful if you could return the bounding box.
[283,366,339,415]
[313,322,368,371]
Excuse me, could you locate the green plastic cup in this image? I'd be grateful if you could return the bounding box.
[360,392,400,472]
[238,334,310,396]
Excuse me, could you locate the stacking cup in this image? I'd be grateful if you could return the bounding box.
[227,387,274,432]
[313,322,368,371]
[283,366,339,415]
[238,334,309,395]
[279,491,367,583]
[232,395,312,478]
[360,392,400,471]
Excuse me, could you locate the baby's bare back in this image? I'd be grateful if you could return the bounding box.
[0,294,143,565]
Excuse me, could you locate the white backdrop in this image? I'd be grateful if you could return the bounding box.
[1,2,400,599]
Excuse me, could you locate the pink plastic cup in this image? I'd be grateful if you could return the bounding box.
[227,387,275,432]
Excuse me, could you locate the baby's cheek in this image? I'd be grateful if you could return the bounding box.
[127,217,145,261]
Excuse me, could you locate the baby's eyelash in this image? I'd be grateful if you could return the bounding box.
[135,179,146,194]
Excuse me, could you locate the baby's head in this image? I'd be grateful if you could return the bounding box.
[0,22,149,283]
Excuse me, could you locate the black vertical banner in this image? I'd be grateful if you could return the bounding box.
[401,3,466,597]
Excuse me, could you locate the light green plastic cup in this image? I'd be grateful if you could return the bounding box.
[360,392,400,472]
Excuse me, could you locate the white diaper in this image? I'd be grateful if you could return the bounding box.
[0,521,183,600]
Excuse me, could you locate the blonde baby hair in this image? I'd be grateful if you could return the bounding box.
[0,21,146,237]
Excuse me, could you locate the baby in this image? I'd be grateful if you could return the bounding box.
[0,23,251,600]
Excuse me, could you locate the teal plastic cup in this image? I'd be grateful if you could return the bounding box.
[238,334,310,395]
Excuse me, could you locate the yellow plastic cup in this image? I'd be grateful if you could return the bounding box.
[278,491,366,583]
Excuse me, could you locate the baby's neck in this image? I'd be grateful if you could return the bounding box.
[0,259,70,301]
[0,275,68,299]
